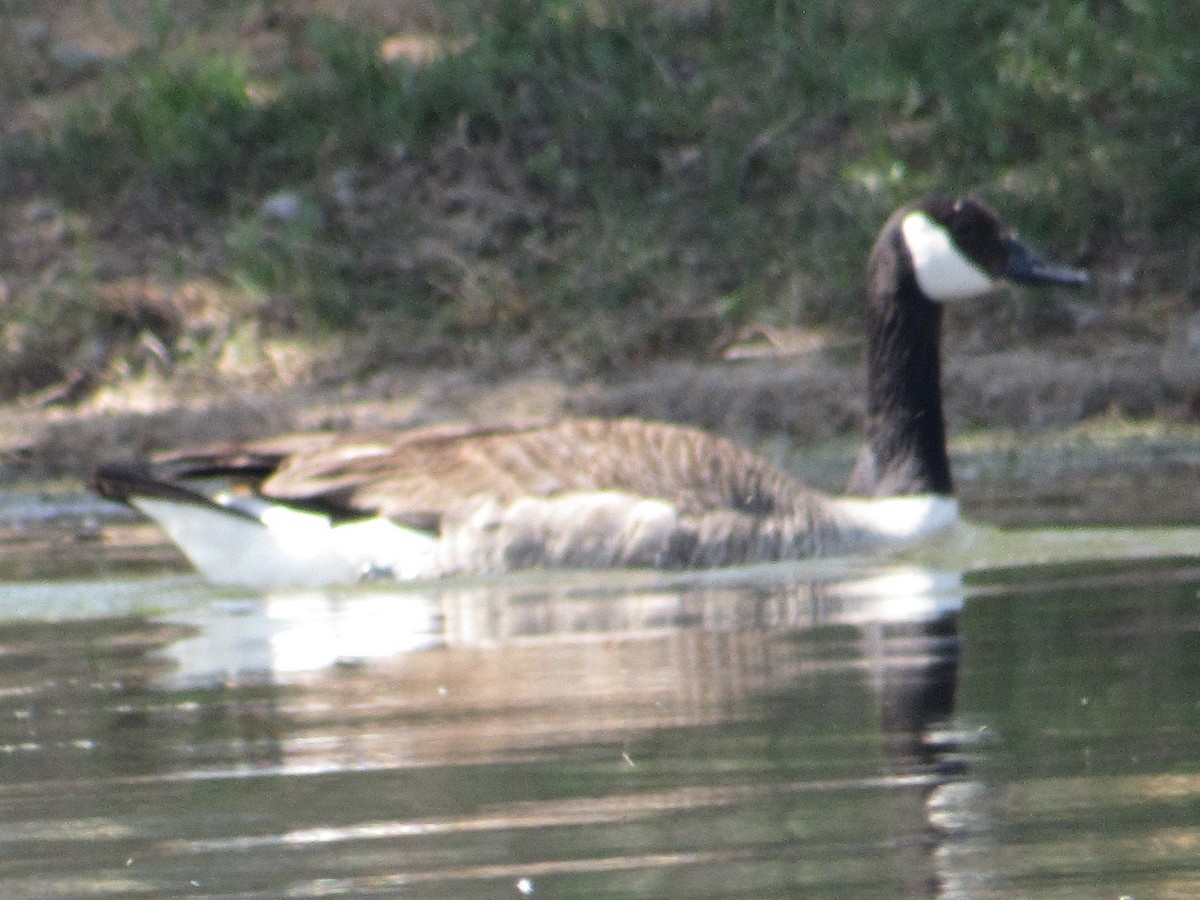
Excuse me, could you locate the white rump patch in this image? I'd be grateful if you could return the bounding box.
[132,496,436,587]
[901,211,997,302]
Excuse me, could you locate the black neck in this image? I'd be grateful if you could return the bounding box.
[847,226,954,497]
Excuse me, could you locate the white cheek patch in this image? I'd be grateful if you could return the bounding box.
[901,211,997,302]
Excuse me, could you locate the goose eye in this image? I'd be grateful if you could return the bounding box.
[951,214,978,245]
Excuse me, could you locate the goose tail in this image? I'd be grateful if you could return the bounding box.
[91,463,434,587]
[91,463,259,520]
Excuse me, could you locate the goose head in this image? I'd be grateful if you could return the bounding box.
[897,196,1089,302]
[851,196,1089,498]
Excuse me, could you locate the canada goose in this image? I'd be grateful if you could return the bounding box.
[92,197,1088,586]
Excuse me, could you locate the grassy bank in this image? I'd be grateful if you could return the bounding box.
[1,0,1198,400]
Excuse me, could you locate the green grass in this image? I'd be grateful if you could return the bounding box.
[4,0,1200,393]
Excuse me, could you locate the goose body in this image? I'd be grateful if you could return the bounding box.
[92,198,1087,587]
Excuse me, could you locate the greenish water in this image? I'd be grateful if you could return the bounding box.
[1,501,1200,897]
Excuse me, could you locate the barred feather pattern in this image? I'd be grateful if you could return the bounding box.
[149,418,876,575]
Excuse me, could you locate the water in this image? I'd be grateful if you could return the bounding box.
[2,497,1200,897]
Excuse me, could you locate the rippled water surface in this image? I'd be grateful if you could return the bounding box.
[2,496,1200,898]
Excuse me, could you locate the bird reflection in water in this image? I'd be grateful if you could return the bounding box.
[141,563,981,896]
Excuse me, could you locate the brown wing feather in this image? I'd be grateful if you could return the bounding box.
[251,419,812,524]
[145,418,816,530]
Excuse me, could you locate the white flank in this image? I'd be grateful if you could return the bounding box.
[901,211,997,301]
[830,494,960,546]
[132,497,436,587]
